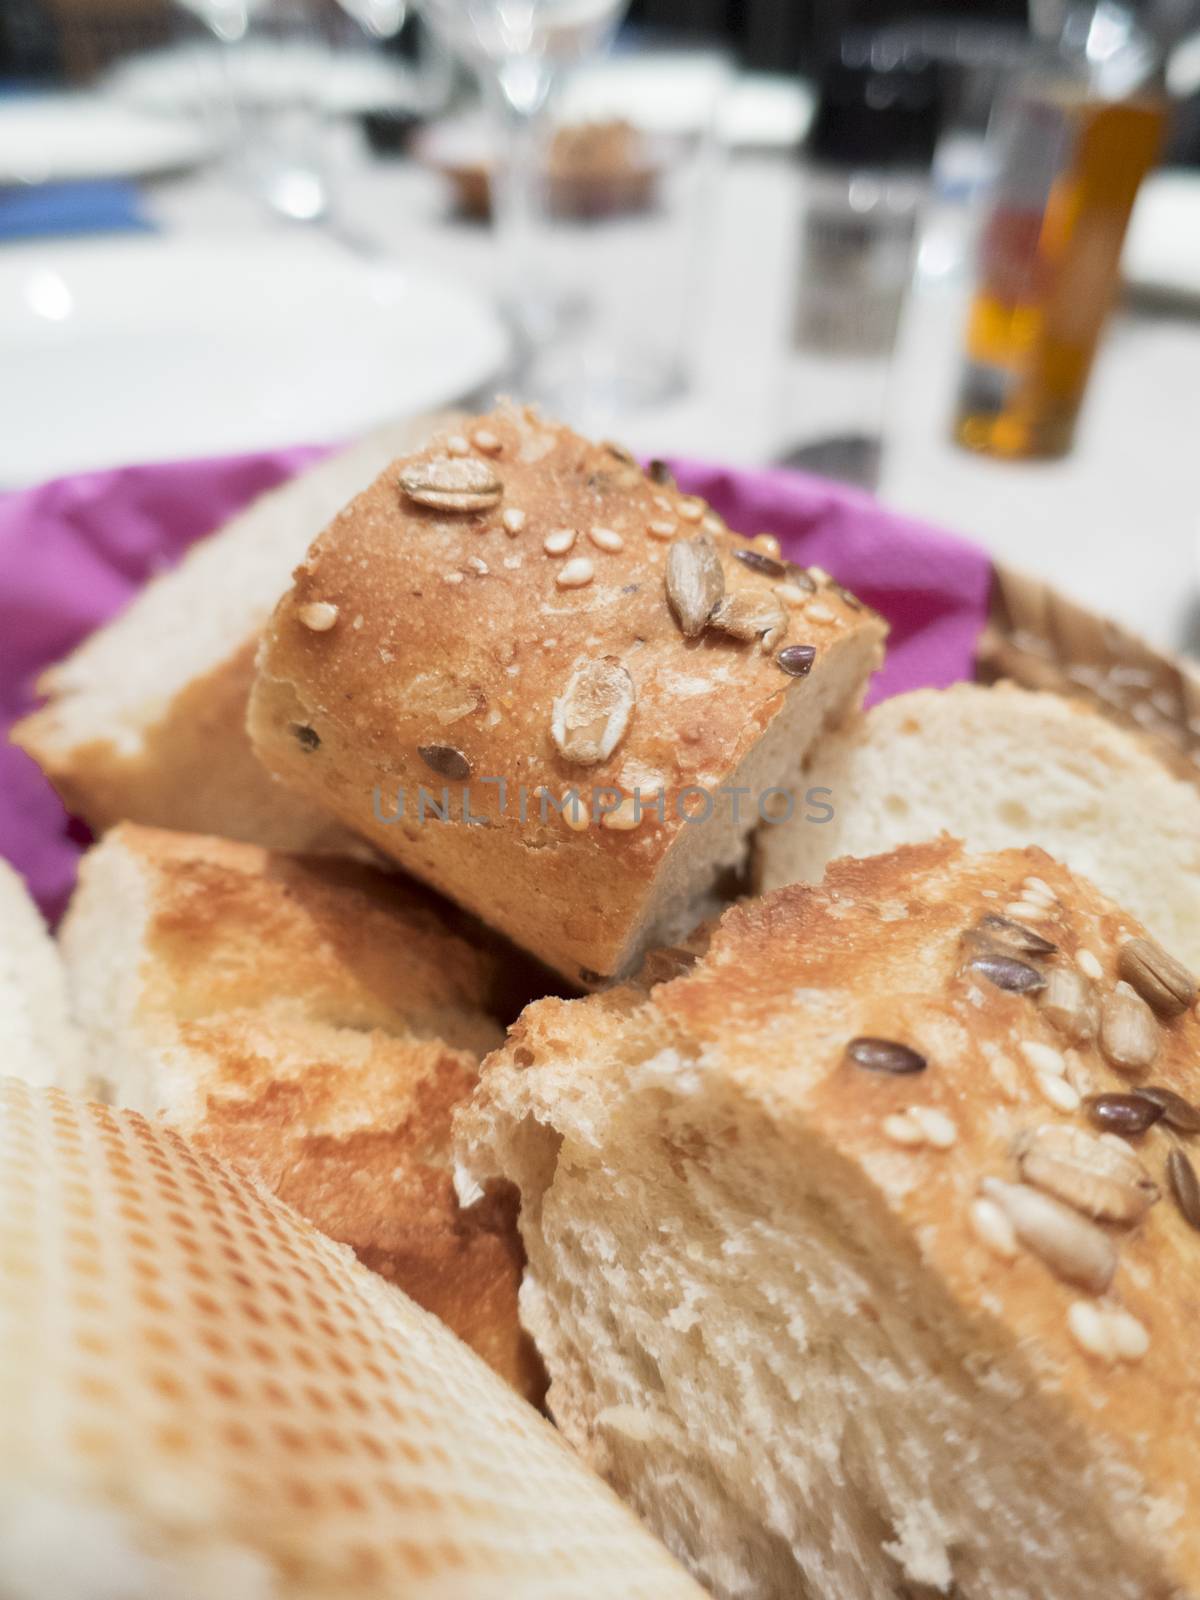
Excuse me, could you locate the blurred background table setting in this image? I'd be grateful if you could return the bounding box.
[2,0,1200,660]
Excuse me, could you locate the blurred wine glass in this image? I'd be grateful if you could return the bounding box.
[416,0,630,343]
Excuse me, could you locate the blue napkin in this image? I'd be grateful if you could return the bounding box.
[0,179,154,244]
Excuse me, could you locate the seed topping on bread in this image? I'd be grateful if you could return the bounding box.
[1084,1092,1165,1135]
[1131,1083,1200,1132]
[666,533,724,637]
[1014,1124,1159,1223]
[845,1036,927,1075]
[551,658,636,765]
[1167,1148,1200,1230]
[1118,936,1197,1017]
[777,643,817,677]
[297,600,339,632]
[733,548,787,580]
[418,743,472,780]
[398,456,503,513]
[1099,982,1160,1072]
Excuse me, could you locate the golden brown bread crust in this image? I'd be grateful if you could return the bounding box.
[248,404,885,983]
[16,641,356,852]
[107,824,542,1399]
[477,840,1200,1588]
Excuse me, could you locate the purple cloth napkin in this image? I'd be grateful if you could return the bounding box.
[0,448,990,920]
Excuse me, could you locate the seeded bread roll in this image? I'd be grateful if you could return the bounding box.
[247,405,886,984]
[0,857,84,1091]
[457,839,1200,1600]
[58,822,541,1398]
[13,420,440,852]
[0,1079,707,1600]
[756,682,1200,968]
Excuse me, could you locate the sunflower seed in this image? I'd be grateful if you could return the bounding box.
[647,459,675,487]
[292,723,320,752]
[551,658,635,766]
[709,591,787,646]
[733,548,787,580]
[1099,982,1159,1074]
[298,601,339,632]
[666,533,724,638]
[1117,937,1197,1017]
[417,744,471,780]
[1039,966,1099,1043]
[845,1037,927,1075]
[777,644,817,678]
[1084,1093,1165,1137]
[604,439,636,465]
[969,953,1047,994]
[399,456,502,513]
[976,914,1057,957]
[1131,1084,1200,1133]
[980,1178,1117,1293]
[1015,1123,1159,1223]
[1168,1147,1200,1230]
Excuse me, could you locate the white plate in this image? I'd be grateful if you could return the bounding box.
[1123,170,1200,310]
[0,239,509,486]
[560,57,813,148]
[108,41,422,118]
[0,95,216,185]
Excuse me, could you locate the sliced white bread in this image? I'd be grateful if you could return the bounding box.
[0,857,84,1090]
[0,1077,706,1600]
[12,419,441,851]
[58,823,541,1398]
[756,683,1200,968]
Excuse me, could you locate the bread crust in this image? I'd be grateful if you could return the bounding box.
[66,823,542,1398]
[248,405,885,981]
[462,841,1200,1593]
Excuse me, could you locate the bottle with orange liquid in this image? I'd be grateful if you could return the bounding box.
[952,6,1166,460]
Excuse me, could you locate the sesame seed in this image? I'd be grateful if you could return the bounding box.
[297,601,339,632]
[561,790,589,831]
[443,571,464,585]
[806,603,836,623]
[557,557,594,589]
[589,525,624,552]
[1110,1309,1150,1360]
[502,507,527,535]
[600,796,641,831]
[778,583,811,605]
[701,512,725,535]
[909,1106,958,1149]
[1077,948,1104,981]
[544,527,577,556]
[677,497,704,523]
[467,556,488,575]
[882,1112,924,1147]
[1023,876,1056,903]
[753,533,782,558]
[1037,1072,1082,1113]
[1067,1302,1149,1363]
[646,520,676,539]
[1006,900,1051,922]
[472,428,501,454]
[352,614,363,630]
[445,434,470,456]
[807,564,831,585]
[1019,1040,1066,1077]
[1067,1301,1115,1361]
[968,1197,1019,1260]
[652,494,673,513]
